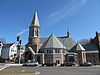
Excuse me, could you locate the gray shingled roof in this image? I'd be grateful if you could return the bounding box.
[58,37,77,51]
[3,43,14,48]
[41,34,66,49]
[40,36,77,50]
[40,38,47,45]
[69,43,85,52]
[31,12,40,27]
[83,43,98,51]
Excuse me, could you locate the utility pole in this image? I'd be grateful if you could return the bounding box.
[17,36,22,64]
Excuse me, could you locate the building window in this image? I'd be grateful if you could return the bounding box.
[34,28,38,37]
[55,49,60,53]
[10,55,13,57]
[49,49,52,53]
[11,50,14,52]
[47,49,49,53]
[21,51,23,53]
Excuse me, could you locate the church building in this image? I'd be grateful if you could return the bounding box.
[23,12,100,65]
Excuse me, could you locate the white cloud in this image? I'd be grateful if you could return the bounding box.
[17,28,29,36]
[50,0,76,17]
[48,0,88,25]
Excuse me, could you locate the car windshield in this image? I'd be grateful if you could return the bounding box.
[65,62,75,64]
[85,62,91,64]
[32,61,37,63]
[27,61,37,63]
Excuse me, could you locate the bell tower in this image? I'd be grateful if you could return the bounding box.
[27,11,40,53]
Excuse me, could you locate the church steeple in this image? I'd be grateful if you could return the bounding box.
[31,11,40,27]
[29,11,40,38]
[28,11,41,53]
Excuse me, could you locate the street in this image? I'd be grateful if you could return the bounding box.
[9,66,100,75]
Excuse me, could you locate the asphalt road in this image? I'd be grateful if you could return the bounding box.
[10,66,100,75]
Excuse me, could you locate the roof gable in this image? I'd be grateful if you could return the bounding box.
[41,34,66,49]
[58,37,77,50]
[69,43,85,52]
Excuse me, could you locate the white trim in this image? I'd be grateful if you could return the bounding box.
[86,51,99,53]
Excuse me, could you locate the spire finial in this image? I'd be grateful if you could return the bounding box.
[67,27,70,38]
[31,11,40,27]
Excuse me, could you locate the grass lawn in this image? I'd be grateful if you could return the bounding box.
[0,68,37,75]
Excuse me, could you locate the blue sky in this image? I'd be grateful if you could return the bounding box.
[0,0,100,45]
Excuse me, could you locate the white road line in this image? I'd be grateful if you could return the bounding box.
[0,65,9,71]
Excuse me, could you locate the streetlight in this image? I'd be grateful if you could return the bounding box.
[17,36,22,64]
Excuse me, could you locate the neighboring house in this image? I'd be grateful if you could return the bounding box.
[0,41,3,56]
[83,43,100,65]
[1,42,25,61]
[1,43,17,60]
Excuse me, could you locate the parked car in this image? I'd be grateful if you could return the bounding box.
[23,60,39,66]
[79,62,93,66]
[61,62,76,66]
[42,62,57,66]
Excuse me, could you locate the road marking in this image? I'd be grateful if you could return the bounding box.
[0,65,9,71]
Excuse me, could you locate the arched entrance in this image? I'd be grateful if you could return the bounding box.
[25,51,34,62]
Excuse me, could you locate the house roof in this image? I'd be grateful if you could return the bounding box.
[31,11,40,27]
[69,43,85,52]
[83,43,98,51]
[3,43,14,47]
[40,36,77,50]
[58,37,77,51]
[41,34,66,49]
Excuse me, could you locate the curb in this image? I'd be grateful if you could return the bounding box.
[34,72,40,75]
[5,64,23,67]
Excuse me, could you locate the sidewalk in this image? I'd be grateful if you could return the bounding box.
[5,63,23,67]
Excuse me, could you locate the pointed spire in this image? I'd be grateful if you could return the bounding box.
[31,11,40,27]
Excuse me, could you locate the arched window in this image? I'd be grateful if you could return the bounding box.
[34,28,38,37]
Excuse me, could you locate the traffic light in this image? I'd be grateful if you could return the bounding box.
[19,40,22,44]
[17,36,20,41]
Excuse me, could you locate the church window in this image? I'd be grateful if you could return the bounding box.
[55,49,60,53]
[34,28,38,37]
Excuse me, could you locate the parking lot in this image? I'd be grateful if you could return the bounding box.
[9,66,100,75]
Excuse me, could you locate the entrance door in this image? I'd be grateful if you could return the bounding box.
[25,51,33,62]
[69,57,75,62]
[56,60,60,64]
[37,56,41,64]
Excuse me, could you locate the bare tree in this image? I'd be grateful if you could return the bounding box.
[78,39,90,45]
[0,38,6,44]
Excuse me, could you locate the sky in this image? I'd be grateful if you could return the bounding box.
[0,0,100,45]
